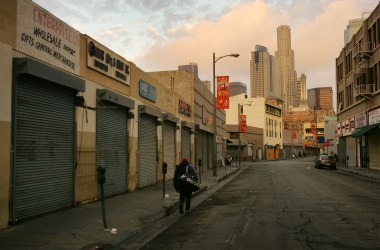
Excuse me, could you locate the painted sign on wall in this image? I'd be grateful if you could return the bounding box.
[139,79,156,102]
[87,39,130,85]
[16,0,80,74]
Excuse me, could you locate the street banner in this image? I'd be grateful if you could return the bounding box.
[240,114,247,132]
[216,76,230,109]
[292,130,297,140]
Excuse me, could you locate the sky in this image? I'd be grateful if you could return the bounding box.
[33,0,379,107]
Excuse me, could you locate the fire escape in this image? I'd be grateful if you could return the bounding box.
[353,42,374,101]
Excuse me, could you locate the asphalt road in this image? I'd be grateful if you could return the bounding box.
[119,158,380,250]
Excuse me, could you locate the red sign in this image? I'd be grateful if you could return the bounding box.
[216,76,230,109]
[292,130,297,140]
[240,114,247,132]
[325,141,331,147]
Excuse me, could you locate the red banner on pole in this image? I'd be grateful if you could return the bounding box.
[292,130,297,140]
[216,76,230,109]
[240,114,247,132]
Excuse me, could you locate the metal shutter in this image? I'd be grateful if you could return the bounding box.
[97,106,128,198]
[208,133,213,169]
[196,132,203,171]
[346,136,356,167]
[181,127,191,160]
[163,121,176,179]
[202,132,209,170]
[13,76,75,221]
[139,114,157,188]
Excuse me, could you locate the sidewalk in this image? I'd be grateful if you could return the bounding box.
[0,165,243,250]
[337,164,380,181]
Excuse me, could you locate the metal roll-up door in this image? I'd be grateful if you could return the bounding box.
[163,121,176,179]
[202,132,209,170]
[208,133,213,169]
[346,136,356,167]
[139,114,157,188]
[181,127,191,160]
[196,133,203,171]
[13,76,75,221]
[97,105,128,198]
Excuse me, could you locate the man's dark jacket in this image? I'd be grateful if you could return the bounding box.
[173,161,198,193]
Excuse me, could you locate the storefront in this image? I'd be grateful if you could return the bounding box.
[96,89,134,198]
[162,113,178,179]
[181,121,193,161]
[138,105,162,188]
[11,58,85,222]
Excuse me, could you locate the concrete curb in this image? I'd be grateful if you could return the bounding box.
[338,167,380,181]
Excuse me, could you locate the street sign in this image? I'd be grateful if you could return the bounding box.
[325,141,331,147]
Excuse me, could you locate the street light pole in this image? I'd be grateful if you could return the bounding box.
[212,52,239,177]
[238,103,241,167]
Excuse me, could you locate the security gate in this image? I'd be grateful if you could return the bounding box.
[163,121,176,179]
[97,105,128,198]
[139,114,157,188]
[12,75,76,222]
[181,127,191,160]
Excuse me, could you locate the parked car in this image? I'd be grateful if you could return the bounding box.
[315,154,337,170]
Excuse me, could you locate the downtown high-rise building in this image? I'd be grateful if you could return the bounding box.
[275,25,297,112]
[307,87,333,112]
[250,45,275,98]
[296,73,307,106]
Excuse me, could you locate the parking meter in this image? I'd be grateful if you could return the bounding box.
[97,165,106,185]
[162,162,168,198]
[162,162,168,174]
[97,165,107,229]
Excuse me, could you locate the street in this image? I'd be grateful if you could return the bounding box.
[117,158,380,250]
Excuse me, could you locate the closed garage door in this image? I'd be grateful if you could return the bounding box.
[139,114,157,188]
[163,121,176,179]
[13,76,76,221]
[181,127,191,160]
[97,105,128,198]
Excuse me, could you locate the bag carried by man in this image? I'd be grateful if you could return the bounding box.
[179,165,200,192]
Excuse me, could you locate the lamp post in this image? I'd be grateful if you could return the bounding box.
[213,52,239,176]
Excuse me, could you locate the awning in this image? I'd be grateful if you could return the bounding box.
[351,123,380,138]
[226,139,248,146]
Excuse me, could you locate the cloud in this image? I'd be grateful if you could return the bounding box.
[134,0,379,98]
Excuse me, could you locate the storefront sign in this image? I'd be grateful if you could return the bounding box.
[16,0,80,74]
[369,107,380,125]
[355,111,367,128]
[216,76,230,109]
[337,122,342,137]
[139,79,156,102]
[179,99,191,117]
[342,117,355,136]
[87,39,130,85]
[240,114,247,132]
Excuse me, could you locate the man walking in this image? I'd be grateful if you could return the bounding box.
[173,158,199,214]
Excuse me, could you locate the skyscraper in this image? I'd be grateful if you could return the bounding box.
[275,25,297,112]
[307,87,333,112]
[250,45,274,98]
